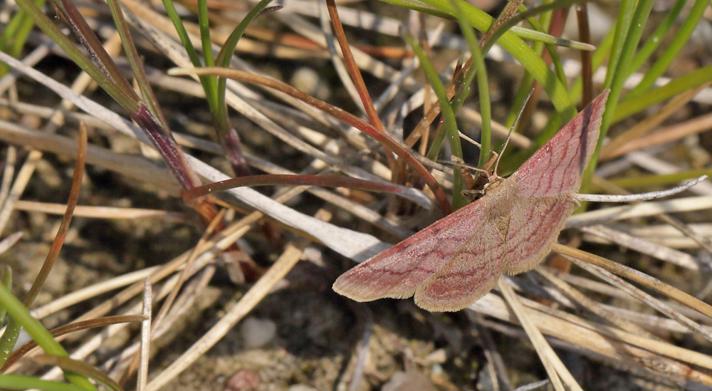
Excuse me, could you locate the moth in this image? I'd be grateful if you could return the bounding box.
[333,91,609,312]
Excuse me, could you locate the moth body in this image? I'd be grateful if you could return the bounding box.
[333,91,609,311]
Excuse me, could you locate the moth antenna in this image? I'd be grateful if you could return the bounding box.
[574,175,708,203]
[492,131,511,179]
[493,87,535,177]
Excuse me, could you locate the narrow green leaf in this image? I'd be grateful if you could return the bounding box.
[602,0,635,89]
[613,66,712,123]
[404,34,466,208]
[0,375,87,391]
[627,0,707,97]
[162,0,214,105]
[11,0,137,111]
[213,0,274,133]
[0,284,94,390]
[448,0,491,167]
[583,0,655,191]
[627,0,685,75]
[381,0,576,117]
[34,355,121,391]
[106,0,167,126]
[197,0,218,104]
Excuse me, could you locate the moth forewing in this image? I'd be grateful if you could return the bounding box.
[333,91,610,312]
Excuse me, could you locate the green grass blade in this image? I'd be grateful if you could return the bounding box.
[214,0,274,131]
[0,284,94,390]
[54,0,138,102]
[106,0,167,126]
[197,0,218,105]
[448,0,491,167]
[568,22,615,105]
[603,169,712,190]
[381,0,575,118]
[11,0,136,112]
[513,24,593,51]
[627,0,685,75]
[602,0,635,89]
[0,266,10,323]
[584,0,655,191]
[535,23,616,145]
[503,1,552,129]
[0,319,21,368]
[0,0,46,74]
[405,34,466,208]
[613,66,712,123]
[0,375,87,391]
[627,0,707,97]
[34,355,122,391]
[162,0,214,106]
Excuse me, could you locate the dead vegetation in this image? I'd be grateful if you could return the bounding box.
[0,0,710,390]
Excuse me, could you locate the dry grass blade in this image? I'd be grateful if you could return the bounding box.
[36,264,216,381]
[1,0,708,388]
[0,118,180,191]
[119,209,225,384]
[470,293,712,383]
[96,266,217,382]
[13,201,183,221]
[146,241,305,391]
[30,267,159,320]
[580,225,700,270]
[603,112,712,160]
[497,279,580,391]
[22,122,86,306]
[569,259,712,345]
[514,379,549,391]
[137,281,152,391]
[551,254,712,349]
[182,174,426,206]
[600,85,705,160]
[574,175,708,202]
[169,66,449,213]
[3,315,143,371]
[156,210,224,325]
[472,314,513,391]
[30,354,120,391]
[0,231,22,256]
[535,267,654,337]
[122,0,411,190]
[617,222,712,249]
[616,152,712,196]
[554,244,712,319]
[317,1,362,111]
[0,146,16,209]
[590,174,712,254]
[0,45,50,94]
[566,196,712,228]
[58,186,305,343]
[337,307,372,391]
[0,34,119,235]
[325,0,387,135]
[0,50,389,261]
[30,190,309,380]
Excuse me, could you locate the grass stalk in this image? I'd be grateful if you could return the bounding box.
[404,34,465,208]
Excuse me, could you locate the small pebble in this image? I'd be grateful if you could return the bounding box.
[224,369,260,391]
[382,370,437,391]
[287,385,317,391]
[240,317,277,349]
[290,67,330,100]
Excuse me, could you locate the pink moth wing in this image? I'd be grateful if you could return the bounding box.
[332,91,609,312]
